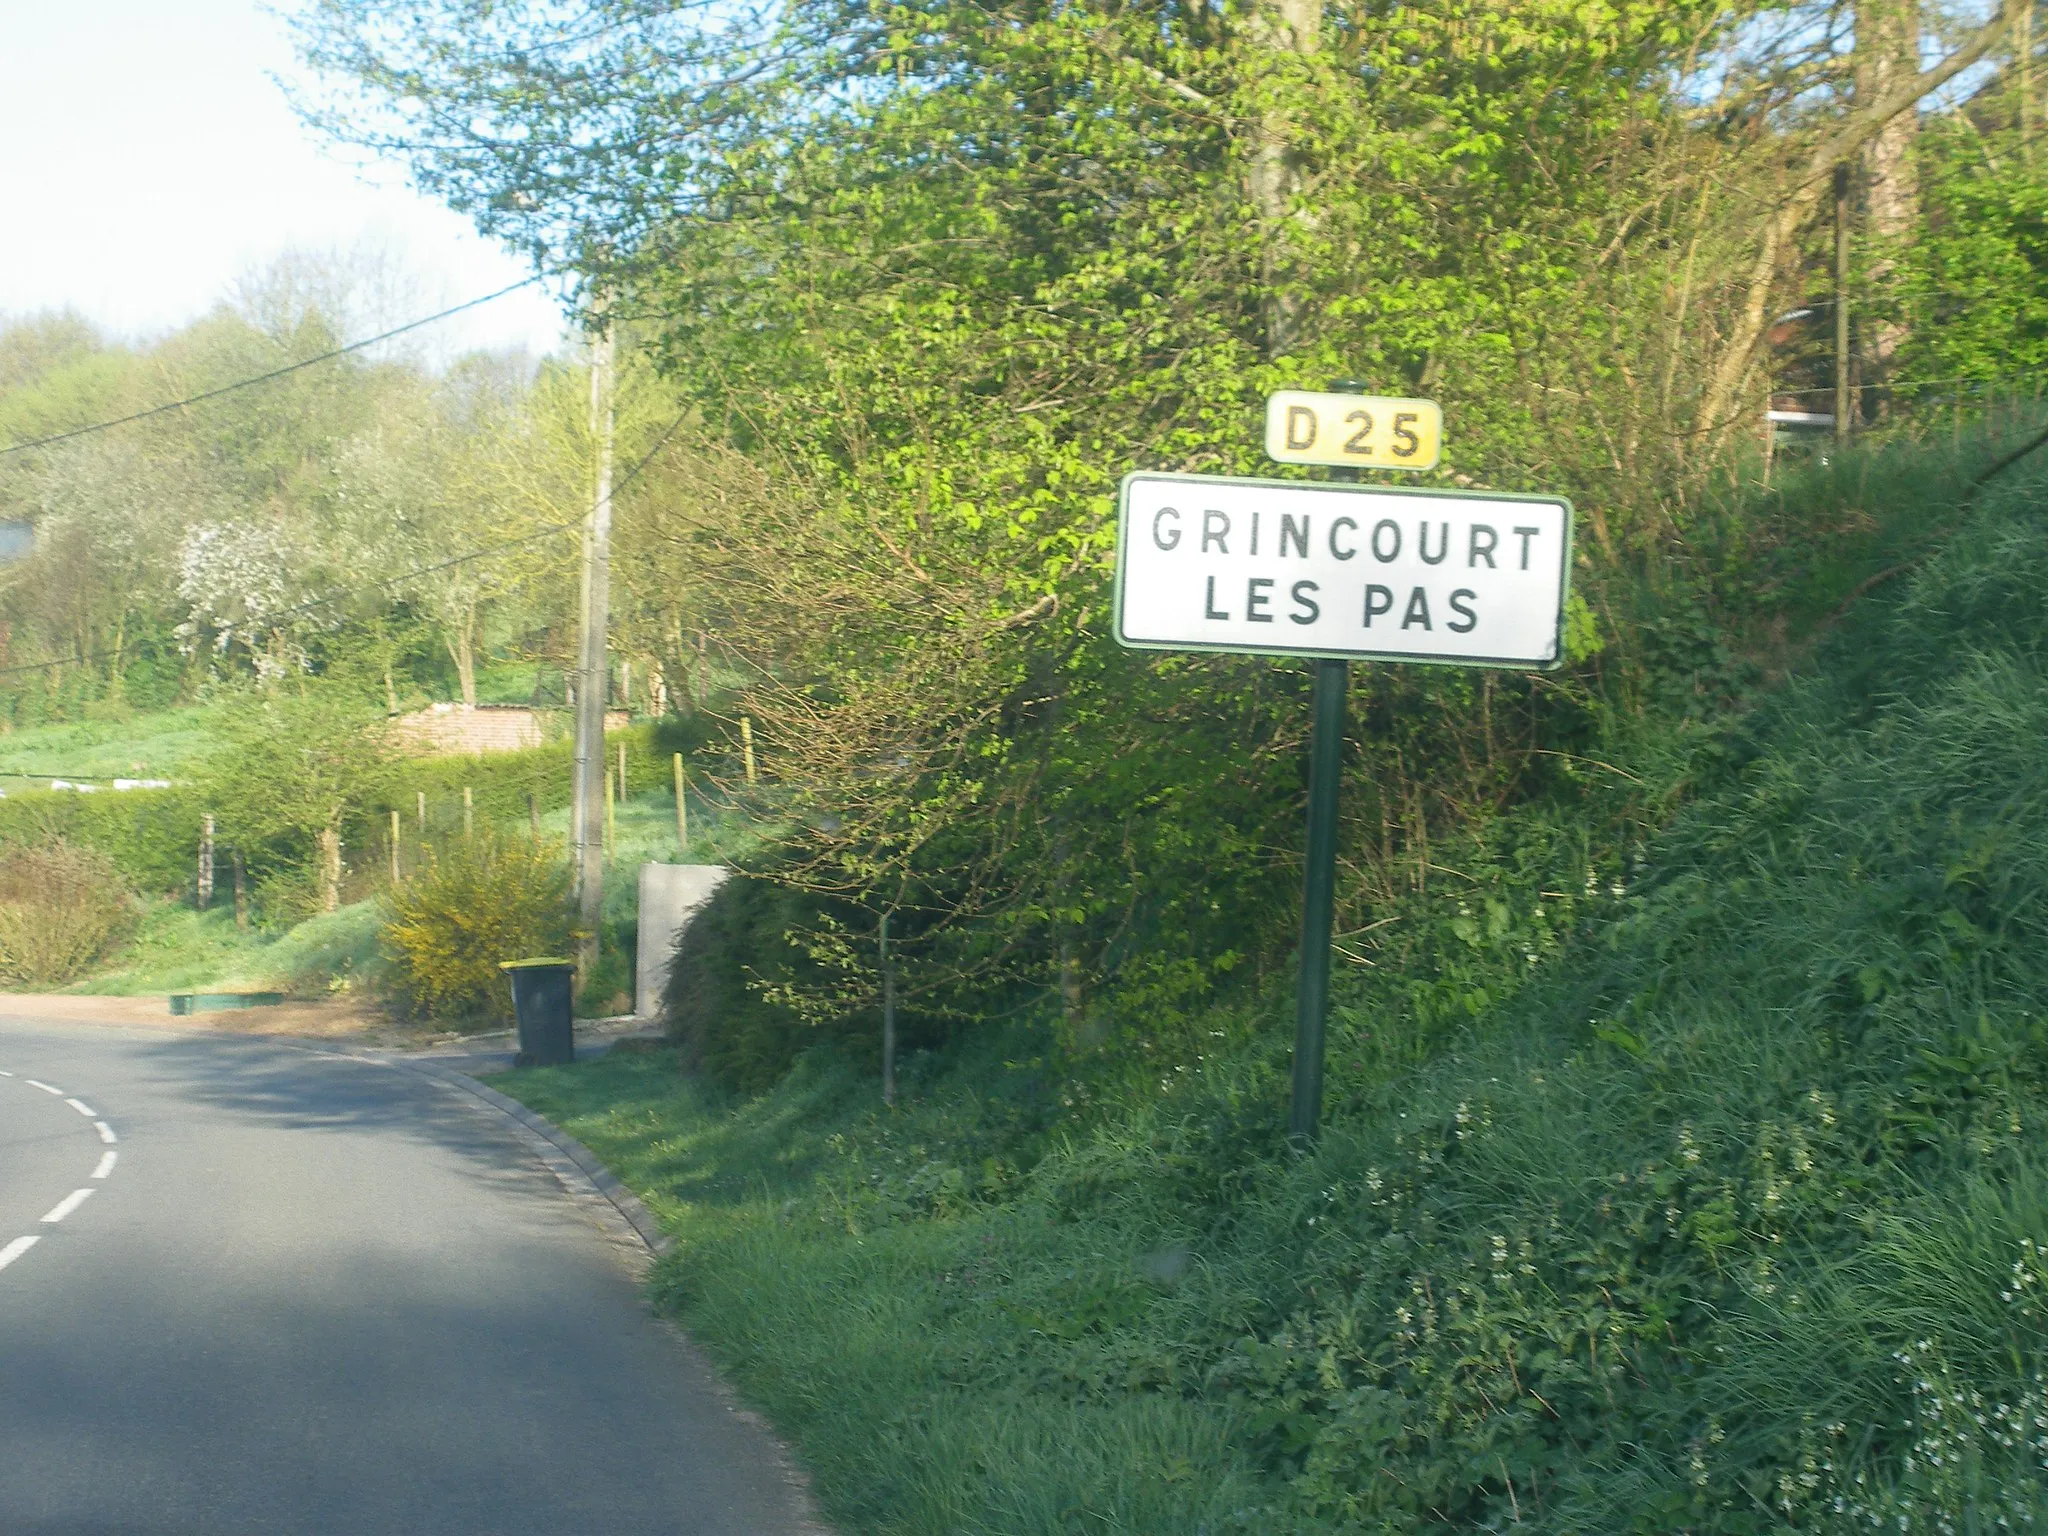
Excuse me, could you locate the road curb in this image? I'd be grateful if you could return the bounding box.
[393,1057,676,1259]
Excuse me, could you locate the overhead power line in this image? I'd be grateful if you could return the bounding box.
[0,275,552,458]
[0,400,695,684]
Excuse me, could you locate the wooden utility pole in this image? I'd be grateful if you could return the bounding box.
[573,319,617,977]
[672,752,688,850]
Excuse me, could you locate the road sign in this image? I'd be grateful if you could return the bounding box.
[1265,390,1442,471]
[1114,472,1572,670]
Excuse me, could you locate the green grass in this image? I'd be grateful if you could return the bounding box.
[509,1037,1276,1534]
[501,448,2048,1532]
[0,700,238,782]
[66,897,387,997]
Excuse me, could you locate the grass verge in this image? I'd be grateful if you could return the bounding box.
[65,897,388,997]
[499,450,2048,1532]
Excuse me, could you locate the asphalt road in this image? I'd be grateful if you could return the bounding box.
[0,1015,821,1536]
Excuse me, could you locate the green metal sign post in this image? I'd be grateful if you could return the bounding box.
[1111,380,1571,1148]
[1289,405,1362,1147]
[1289,648,1347,1145]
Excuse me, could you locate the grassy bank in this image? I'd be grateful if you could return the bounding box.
[0,700,236,782]
[502,447,2048,1532]
[62,898,387,998]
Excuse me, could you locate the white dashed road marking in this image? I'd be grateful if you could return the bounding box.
[2,1070,118,1276]
[41,1189,95,1224]
[0,1235,39,1270]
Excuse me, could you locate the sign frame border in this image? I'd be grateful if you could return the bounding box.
[1112,470,1576,672]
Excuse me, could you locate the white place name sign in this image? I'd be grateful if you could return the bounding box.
[1114,472,1573,669]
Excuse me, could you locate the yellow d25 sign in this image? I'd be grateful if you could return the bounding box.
[1264,391,1442,472]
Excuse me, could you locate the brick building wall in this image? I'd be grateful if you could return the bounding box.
[390,704,629,756]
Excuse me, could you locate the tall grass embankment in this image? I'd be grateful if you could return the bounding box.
[504,445,2048,1532]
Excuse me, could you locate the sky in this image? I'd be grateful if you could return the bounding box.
[0,0,568,362]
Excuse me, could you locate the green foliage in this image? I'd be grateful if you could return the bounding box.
[1899,114,2048,391]
[58,897,392,1000]
[193,687,395,847]
[383,719,679,838]
[0,839,136,986]
[62,900,273,996]
[661,873,851,1093]
[500,469,2048,1531]
[0,783,205,894]
[293,0,2031,1058]
[382,829,574,1022]
[238,900,391,998]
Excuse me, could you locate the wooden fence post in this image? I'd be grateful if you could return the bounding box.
[389,810,402,884]
[673,752,688,850]
[462,785,474,840]
[881,910,897,1108]
[318,828,341,914]
[197,814,214,910]
[232,849,247,931]
[416,790,426,834]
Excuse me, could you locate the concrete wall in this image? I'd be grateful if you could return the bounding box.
[636,864,729,1020]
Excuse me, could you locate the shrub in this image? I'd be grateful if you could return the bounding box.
[0,785,206,894]
[382,831,574,1024]
[0,840,137,986]
[662,873,838,1093]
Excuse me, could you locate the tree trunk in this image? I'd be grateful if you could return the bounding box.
[1246,0,1322,359]
[107,619,126,701]
[1858,0,1922,400]
[447,612,478,708]
[2021,2,2036,169]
